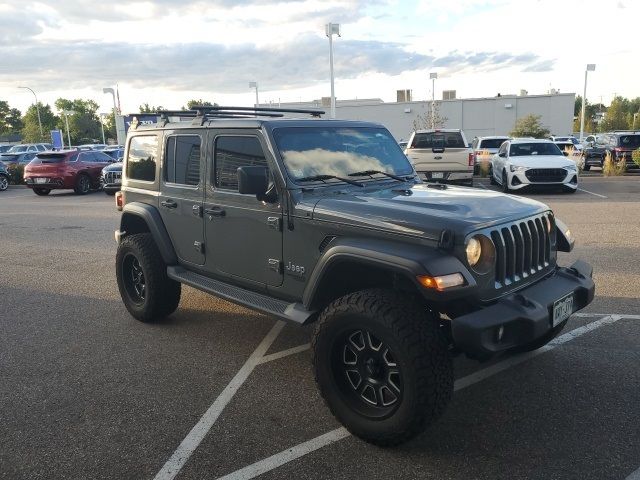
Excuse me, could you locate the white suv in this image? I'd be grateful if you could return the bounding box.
[490,139,579,193]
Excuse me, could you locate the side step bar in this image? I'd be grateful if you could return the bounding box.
[167,266,315,325]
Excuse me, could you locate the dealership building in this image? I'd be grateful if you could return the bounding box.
[271,91,575,143]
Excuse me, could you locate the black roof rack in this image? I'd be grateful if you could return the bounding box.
[158,105,325,126]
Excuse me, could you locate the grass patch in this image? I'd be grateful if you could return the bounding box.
[602,151,626,176]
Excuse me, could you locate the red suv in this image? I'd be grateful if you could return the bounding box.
[24,149,114,196]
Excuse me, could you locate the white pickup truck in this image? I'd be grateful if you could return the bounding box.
[404,129,474,186]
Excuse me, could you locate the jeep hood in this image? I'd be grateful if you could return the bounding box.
[311,183,548,241]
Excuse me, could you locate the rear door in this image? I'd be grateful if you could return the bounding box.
[158,131,205,266]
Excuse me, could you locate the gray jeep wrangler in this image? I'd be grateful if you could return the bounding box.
[114,106,594,446]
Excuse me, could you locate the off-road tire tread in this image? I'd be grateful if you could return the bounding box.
[312,288,453,446]
[116,233,181,322]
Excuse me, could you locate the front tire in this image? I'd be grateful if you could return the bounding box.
[489,165,497,185]
[501,170,510,193]
[116,233,181,322]
[312,289,453,446]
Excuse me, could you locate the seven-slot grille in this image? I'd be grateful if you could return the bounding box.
[104,171,121,184]
[489,214,553,289]
[524,168,567,183]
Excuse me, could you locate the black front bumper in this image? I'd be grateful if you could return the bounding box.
[451,260,595,359]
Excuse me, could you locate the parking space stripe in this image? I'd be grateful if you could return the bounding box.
[153,321,286,480]
[626,466,640,480]
[577,187,608,198]
[218,315,624,480]
[258,343,311,365]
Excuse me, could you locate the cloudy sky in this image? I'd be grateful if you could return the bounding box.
[1,0,637,115]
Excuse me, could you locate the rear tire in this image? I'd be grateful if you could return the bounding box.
[583,163,591,171]
[0,174,8,191]
[74,174,91,195]
[116,233,181,322]
[312,289,453,446]
[33,188,50,196]
[489,165,497,185]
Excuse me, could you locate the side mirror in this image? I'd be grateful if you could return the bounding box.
[562,151,569,157]
[498,152,506,158]
[238,166,268,195]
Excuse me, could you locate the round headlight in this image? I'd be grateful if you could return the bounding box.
[466,237,482,266]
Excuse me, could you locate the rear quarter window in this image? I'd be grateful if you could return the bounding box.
[126,135,158,182]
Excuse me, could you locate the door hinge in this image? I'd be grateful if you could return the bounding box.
[192,204,203,217]
[267,216,282,231]
[268,258,283,273]
[194,241,205,254]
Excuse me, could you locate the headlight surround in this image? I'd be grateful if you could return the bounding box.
[509,164,528,172]
[465,235,495,274]
[564,163,577,171]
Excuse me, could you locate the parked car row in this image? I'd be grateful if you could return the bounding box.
[581,131,640,170]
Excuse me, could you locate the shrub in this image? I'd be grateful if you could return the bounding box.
[632,148,640,168]
[7,164,25,185]
[602,151,626,176]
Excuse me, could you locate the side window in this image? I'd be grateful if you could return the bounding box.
[214,136,267,191]
[165,135,201,186]
[498,142,507,156]
[78,152,90,162]
[127,135,158,182]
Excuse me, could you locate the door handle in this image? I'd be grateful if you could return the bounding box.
[161,200,178,209]
[204,206,226,218]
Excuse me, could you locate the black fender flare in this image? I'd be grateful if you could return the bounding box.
[302,237,476,309]
[120,202,177,265]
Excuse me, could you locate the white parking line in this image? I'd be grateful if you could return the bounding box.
[626,466,640,480]
[218,315,624,480]
[153,321,286,480]
[258,343,311,365]
[577,187,608,198]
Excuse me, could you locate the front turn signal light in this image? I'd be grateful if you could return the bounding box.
[417,273,465,291]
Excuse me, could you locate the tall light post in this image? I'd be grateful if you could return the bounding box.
[633,112,639,130]
[579,64,596,143]
[249,82,259,109]
[429,72,438,128]
[19,86,43,139]
[63,110,75,148]
[326,23,340,119]
[99,113,107,144]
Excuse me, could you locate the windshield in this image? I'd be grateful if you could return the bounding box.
[8,145,28,153]
[272,126,413,182]
[509,142,563,156]
[619,135,640,148]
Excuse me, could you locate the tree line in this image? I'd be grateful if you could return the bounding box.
[574,95,640,133]
[0,98,217,145]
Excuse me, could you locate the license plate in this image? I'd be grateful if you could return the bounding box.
[552,293,574,327]
[431,172,444,179]
[35,177,48,184]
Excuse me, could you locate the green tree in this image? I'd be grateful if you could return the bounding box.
[509,114,550,138]
[21,103,58,143]
[54,98,102,144]
[138,103,164,113]
[0,100,23,135]
[184,99,217,110]
[599,97,629,131]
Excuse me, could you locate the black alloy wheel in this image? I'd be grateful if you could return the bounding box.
[0,175,8,191]
[332,328,402,418]
[122,252,146,304]
[75,174,91,195]
[502,170,510,193]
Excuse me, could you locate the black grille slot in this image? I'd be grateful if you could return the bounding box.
[524,168,567,182]
[490,214,552,289]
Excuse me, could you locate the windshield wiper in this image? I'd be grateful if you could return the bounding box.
[297,174,364,187]
[347,169,408,182]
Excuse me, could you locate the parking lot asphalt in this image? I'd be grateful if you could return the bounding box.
[1,178,639,480]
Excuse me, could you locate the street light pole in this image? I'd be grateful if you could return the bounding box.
[429,72,437,128]
[99,113,106,144]
[580,64,596,143]
[249,82,259,116]
[63,110,75,148]
[19,86,43,139]
[326,23,340,119]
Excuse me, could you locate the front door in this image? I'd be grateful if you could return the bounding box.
[204,132,283,287]
[158,132,205,266]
